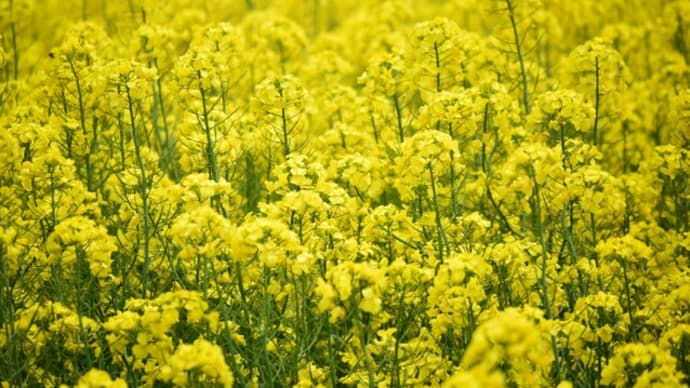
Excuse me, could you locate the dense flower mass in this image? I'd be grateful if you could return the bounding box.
[1,0,689,387]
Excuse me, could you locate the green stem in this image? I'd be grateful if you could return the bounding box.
[281,107,290,157]
[155,59,179,181]
[391,290,406,388]
[0,245,19,384]
[67,57,95,192]
[621,261,638,341]
[126,84,151,298]
[592,56,600,146]
[505,0,530,115]
[275,82,291,157]
[590,213,604,290]
[428,164,448,264]
[370,111,379,144]
[361,320,376,388]
[434,41,442,92]
[327,327,338,387]
[560,123,567,169]
[10,21,18,80]
[449,149,458,218]
[392,94,404,143]
[198,72,219,182]
[529,165,553,319]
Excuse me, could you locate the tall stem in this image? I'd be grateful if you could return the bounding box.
[529,165,553,319]
[126,84,151,298]
[67,57,95,192]
[429,165,448,264]
[434,41,442,93]
[505,0,531,115]
[198,72,219,182]
[592,56,600,146]
[392,94,404,143]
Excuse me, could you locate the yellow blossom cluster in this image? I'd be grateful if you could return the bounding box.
[1,0,689,387]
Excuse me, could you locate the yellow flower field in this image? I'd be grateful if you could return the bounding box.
[1,0,689,386]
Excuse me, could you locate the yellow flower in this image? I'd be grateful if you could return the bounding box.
[315,278,337,313]
[596,235,653,264]
[74,369,127,388]
[442,367,505,388]
[461,308,553,387]
[295,361,328,388]
[528,89,595,135]
[160,338,234,387]
[45,216,117,280]
[359,287,382,314]
[601,343,684,387]
[332,266,353,301]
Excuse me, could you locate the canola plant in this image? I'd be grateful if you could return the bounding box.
[0,0,689,386]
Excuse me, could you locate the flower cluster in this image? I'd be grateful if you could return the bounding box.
[1,0,689,387]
